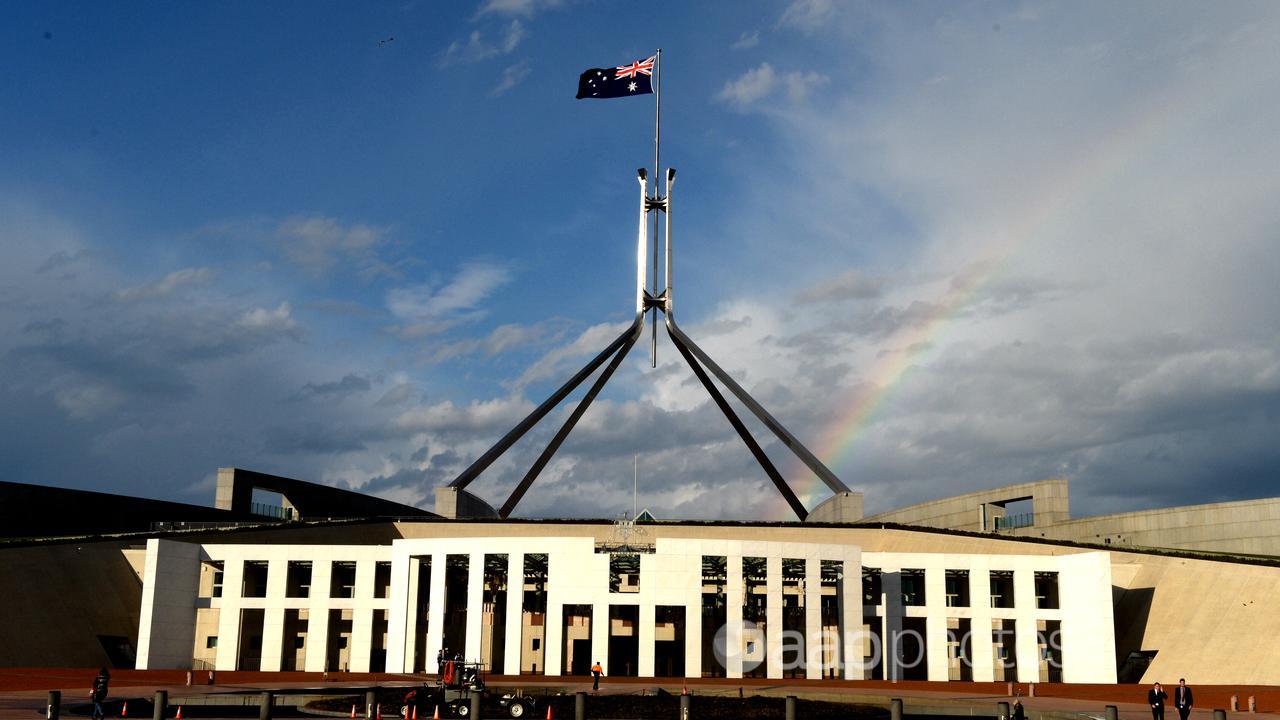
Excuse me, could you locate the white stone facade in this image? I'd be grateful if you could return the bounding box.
[136,534,1116,683]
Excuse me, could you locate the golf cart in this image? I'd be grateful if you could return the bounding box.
[400,662,538,719]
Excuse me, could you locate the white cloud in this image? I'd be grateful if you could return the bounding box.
[115,267,213,302]
[732,31,760,49]
[475,0,561,18]
[716,63,830,110]
[440,20,525,66]
[276,216,389,277]
[387,262,512,337]
[491,62,532,97]
[238,302,298,336]
[717,63,778,108]
[779,0,836,31]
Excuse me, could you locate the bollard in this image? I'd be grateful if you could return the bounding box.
[1215,710,1228,720]
[259,692,274,720]
[892,698,905,720]
[575,692,585,720]
[153,691,167,720]
[1249,697,1256,713]
[997,701,1010,720]
[1007,682,1014,697]
[366,691,377,720]
[1232,696,1239,712]
[1029,684,1036,698]
[680,693,690,720]
[471,690,482,720]
[185,672,192,687]
[1106,706,1118,720]
[208,671,215,686]
[785,696,796,720]
[47,690,61,720]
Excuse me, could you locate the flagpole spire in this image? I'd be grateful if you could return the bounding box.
[650,48,662,368]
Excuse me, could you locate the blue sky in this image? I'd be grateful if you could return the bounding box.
[3,1,1279,521]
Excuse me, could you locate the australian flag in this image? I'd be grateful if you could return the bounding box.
[576,55,655,99]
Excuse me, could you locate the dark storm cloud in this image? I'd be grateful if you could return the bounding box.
[295,374,373,401]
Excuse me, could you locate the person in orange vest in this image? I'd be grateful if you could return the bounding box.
[590,661,603,691]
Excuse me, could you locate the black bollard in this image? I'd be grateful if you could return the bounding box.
[785,696,796,720]
[153,691,167,720]
[47,690,61,720]
[1215,711,1228,720]
[892,699,904,720]
[471,690,482,720]
[1106,706,1118,720]
[366,691,377,720]
[259,691,273,720]
[680,693,690,720]
[575,692,585,720]
[997,701,1009,720]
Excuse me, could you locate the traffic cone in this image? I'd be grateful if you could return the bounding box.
[412,706,418,720]
[350,705,357,719]
[376,705,382,720]
[176,707,183,719]
[432,706,440,720]
[545,705,553,720]
[120,702,128,718]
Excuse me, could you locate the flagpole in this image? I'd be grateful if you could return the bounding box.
[650,48,661,368]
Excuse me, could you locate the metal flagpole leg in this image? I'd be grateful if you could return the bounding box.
[666,316,851,495]
[666,318,809,521]
[451,314,644,490]
[664,168,675,314]
[498,316,644,517]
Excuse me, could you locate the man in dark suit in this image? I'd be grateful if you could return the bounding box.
[1175,679,1194,720]
[1149,682,1169,720]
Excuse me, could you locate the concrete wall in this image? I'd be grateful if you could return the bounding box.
[0,540,145,667]
[136,539,202,669]
[863,479,1070,532]
[1007,495,1280,556]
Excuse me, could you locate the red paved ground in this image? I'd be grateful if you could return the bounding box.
[3,670,1277,719]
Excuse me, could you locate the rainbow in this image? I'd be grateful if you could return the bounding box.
[769,66,1220,519]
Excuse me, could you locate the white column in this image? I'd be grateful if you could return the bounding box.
[504,552,524,676]
[925,566,949,681]
[215,556,244,671]
[805,557,822,679]
[545,550,564,676]
[970,562,995,682]
[765,555,783,680]
[465,553,484,663]
[725,555,743,678]
[387,548,416,674]
[684,554,702,679]
[591,600,609,675]
[347,560,374,673]
[304,559,333,672]
[638,602,656,678]
[882,570,903,681]
[841,556,862,680]
[425,553,447,670]
[639,554,656,679]
[1014,568,1040,683]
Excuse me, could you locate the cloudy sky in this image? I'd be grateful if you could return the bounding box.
[3,1,1278,521]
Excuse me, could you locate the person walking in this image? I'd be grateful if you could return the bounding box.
[590,661,603,691]
[1149,682,1168,720]
[90,667,110,720]
[1175,679,1194,720]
